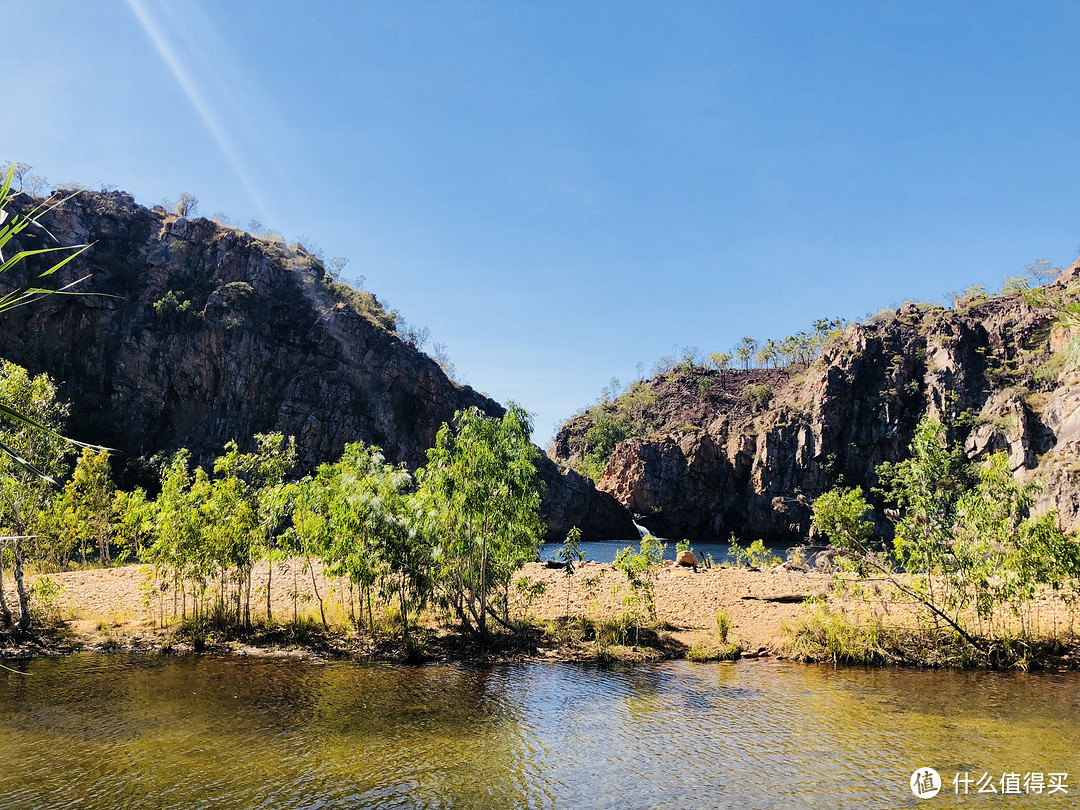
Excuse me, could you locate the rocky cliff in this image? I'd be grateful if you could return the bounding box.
[0,190,634,541]
[552,268,1080,540]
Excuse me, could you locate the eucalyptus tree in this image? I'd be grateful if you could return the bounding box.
[417,404,544,639]
[213,433,297,624]
[147,452,208,623]
[707,352,731,372]
[202,466,260,625]
[56,448,116,566]
[352,451,432,642]
[755,339,781,370]
[557,526,584,618]
[813,418,1080,655]
[292,441,432,638]
[111,487,154,561]
[0,362,71,630]
[291,446,380,629]
[735,337,758,370]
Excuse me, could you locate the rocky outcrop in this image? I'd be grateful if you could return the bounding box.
[0,190,631,541]
[554,275,1080,539]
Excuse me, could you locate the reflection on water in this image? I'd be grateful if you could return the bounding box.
[0,654,1078,808]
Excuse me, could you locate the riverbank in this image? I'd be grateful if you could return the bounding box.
[3,559,1079,669]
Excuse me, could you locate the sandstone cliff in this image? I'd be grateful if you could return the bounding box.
[0,190,634,541]
[552,269,1080,540]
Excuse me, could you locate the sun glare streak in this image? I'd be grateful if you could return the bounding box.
[124,0,271,219]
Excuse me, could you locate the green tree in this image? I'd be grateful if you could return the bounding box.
[418,404,544,639]
[877,419,974,576]
[293,441,432,639]
[111,487,154,561]
[810,486,874,555]
[60,449,117,566]
[146,451,208,625]
[755,339,780,369]
[0,362,71,630]
[613,534,665,643]
[707,352,732,372]
[557,526,584,618]
[735,337,758,370]
[213,433,297,624]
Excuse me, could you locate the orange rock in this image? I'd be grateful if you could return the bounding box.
[675,550,699,568]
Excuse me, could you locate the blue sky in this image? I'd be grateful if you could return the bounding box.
[6,1,1080,443]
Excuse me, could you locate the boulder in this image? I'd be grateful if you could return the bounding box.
[675,550,699,568]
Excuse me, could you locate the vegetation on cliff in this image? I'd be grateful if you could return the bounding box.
[551,258,1080,541]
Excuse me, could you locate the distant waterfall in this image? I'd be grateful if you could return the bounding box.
[632,521,649,539]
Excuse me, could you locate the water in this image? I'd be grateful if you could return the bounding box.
[539,537,793,565]
[0,653,1078,808]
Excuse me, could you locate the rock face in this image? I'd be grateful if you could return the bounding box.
[0,191,633,541]
[552,274,1080,539]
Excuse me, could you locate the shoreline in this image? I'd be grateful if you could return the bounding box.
[2,560,1079,671]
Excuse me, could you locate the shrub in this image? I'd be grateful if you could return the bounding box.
[741,383,773,410]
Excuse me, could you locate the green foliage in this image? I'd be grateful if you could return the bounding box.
[0,165,91,482]
[741,383,773,411]
[807,416,1080,660]
[144,434,297,630]
[557,526,584,618]
[29,575,64,625]
[876,419,974,575]
[293,440,427,637]
[1031,352,1067,391]
[418,404,544,639]
[951,283,990,309]
[153,290,192,317]
[571,386,659,483]
[111,487,153,560]
[783,603,892,665]
[727,537,781,569]
[687,608,740,661]
[52,449,118,567]
[613,534,665,641]
[0,361,72,630]
[686,641,741,662]
[715,609,731,643]
[707,352,732,371]
[810,486,874,553]
[735,336,758,370]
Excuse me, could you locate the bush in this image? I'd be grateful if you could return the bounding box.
[741,383,773,410]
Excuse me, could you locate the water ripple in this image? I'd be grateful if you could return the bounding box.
[0,655,1077,808]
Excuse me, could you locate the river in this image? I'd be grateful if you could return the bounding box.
[0,653,1077,807]
[538,538,795,566]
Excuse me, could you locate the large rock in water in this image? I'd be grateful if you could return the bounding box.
[0,190,633,541]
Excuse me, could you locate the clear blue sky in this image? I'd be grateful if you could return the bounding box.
[7,1,1080,443]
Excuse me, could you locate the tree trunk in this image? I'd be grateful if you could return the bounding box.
[0,555,11,628]
[307,557,327,628]
[477,533,488,639]
[399,581,409,643]
[266,560,273,624]
[366,586,374,634]
[14,539,31,632]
